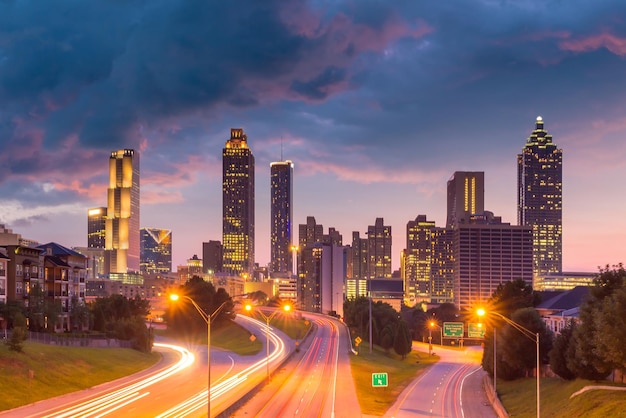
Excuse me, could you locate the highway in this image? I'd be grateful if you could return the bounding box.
[0,315,293,418]
[232,314,361,418]
[385,342,497,418]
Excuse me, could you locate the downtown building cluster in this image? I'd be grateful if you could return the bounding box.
[0,117,594,329]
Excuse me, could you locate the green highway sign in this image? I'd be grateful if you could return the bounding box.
[468,323,486,338]
[372,372,388,387]
[443,322,464,338]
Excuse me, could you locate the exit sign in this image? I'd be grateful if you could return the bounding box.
[372,372,388,387]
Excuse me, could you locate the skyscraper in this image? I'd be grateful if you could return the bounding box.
[87,207,107,248]
[222,128,255,278]
[140,228,172,275]
[270,160,294,275]
[105,149,140,274]
[202,240,223,274]
[517,116,563,278]
[403,215,435,306]
[446,172,485,228]
[367,218,392,279]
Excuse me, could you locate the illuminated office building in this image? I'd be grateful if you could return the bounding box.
[140,228,172,275]
[105,149,140,274]
[403,215,435,306]
[270,160,293,275]
[518,116,563,278]
[367,218,392,279]
[446,172,484,228]
[87,207,107,248]
[453,212,533,311]
[222,128,255,278]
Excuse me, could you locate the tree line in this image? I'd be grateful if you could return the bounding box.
[0,285,152,353]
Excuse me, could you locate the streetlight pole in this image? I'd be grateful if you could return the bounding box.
[245,304,291,381]
[170,294,241,418]
[478,309,540,418]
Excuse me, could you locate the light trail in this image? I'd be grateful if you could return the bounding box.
[35,343,194,418]
[156,314,289,417]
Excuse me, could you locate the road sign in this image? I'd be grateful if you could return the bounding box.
[443,322,464,338]
[468,323,486,338]
[355,336,362,346]
[372,372,388,387]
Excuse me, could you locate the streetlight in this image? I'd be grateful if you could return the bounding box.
[245,303,292,381]
[429,321,443,348]
[477,308,540,418]
[170,293,239,418]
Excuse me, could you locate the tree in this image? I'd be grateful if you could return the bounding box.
[69,295,90,332]
[379,323,395,352]
[594,283,626,376]
[549,320,577,380]
[567,265,625,380]
[489,279,539,317]
[7,312,28,352]
[497,308,553,380]
[394,319,412,359]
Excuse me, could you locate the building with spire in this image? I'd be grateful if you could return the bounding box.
[105,149,140,276]
[517,116,563,279]
[270,160,293,276]
[222,128,255,278]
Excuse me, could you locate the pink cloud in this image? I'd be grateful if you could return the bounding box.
[141,189,184,205]
[559,32,626,56]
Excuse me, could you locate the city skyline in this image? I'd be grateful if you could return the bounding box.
[1,2,626,273]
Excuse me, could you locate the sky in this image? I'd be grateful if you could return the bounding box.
[1,0,626,273]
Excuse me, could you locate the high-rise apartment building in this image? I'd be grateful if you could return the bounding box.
[446,172,484,229]
[367,218,392,279]
[517,116,563,278]
[270,160,294,275]
[87,207,107,248]
[347,231,368,298]
[403,215,435,306]
[431,227,454,304]
[105,149,140,274]
[453,212,533,311]
[140,228,172,275]
[222,128,255,278]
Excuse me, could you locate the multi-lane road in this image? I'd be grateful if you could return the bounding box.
[1,314,497,418]
[385,342,498,418]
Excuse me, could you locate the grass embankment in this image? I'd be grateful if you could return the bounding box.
[0,341,160,411]
[350,343,438,416]
[498,377,626,418]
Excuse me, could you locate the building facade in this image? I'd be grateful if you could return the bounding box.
[140,228,172,275]
[87,207,107,249]
[453,213,533,311]
[517,116,563,279]
[403,215,436,306]
[222,128,255,278]
[270,160,294,275]
[105,149,140,274]
[202,240,223,274]
[367,218,392,279]
[446,171,485,229]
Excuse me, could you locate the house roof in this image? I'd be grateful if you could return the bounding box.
[537,286,590,311]
[37,242,85,258]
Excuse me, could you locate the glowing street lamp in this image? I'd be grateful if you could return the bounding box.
[245,303,292,381]
[169,293,237,418]
[478,308,540,418]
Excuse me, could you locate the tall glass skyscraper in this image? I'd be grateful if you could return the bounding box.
[222,128,255,278]
[140,228,172,274]
[270,160,293,275]
[517,116,563,278]
[105,149,140,274]
[87,207,107,248]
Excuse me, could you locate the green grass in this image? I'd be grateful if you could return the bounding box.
[498,377,626,418]
[157,320,263,355]
[0,341,160,411]
[350,343,438,416]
